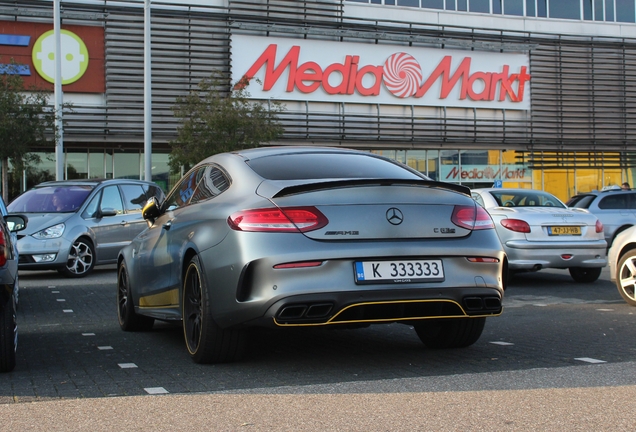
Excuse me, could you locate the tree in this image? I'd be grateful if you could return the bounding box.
[0,61,58,202]
[170,73,285,171]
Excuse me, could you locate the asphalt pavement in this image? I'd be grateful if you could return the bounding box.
[1,265,636,430]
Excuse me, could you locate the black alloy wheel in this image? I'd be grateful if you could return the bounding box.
[182,255,246,364]
[117,261,154,331]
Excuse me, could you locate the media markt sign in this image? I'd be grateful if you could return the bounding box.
[32,29,89,85]
[231,35,531,110]
[441,165,531,182]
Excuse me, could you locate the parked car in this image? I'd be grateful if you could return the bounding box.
[117,147,507,364]
[472,188,607,283]
[566,189,636,249]
[0,195,27,373]
[7,179,165,278]
[608,224,636,306]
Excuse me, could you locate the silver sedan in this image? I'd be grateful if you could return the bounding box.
[117,147,507,364]
[472,188,607,283]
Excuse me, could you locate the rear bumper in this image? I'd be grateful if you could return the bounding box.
[233,286,503,328]
[504,240,607,270]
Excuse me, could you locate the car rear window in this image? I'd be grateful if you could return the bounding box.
[246,153,424,181]
[8,185,94,213]
[567,195,595,208]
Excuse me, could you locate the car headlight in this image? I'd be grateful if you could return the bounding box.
[32,223,65,239]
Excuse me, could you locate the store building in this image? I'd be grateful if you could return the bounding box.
[1,0,636,201]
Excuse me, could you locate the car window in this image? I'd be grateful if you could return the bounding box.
[598,194,630,210]
[488,191,565,208]
[471,193,485,208]
[120,184,149,213]
[8,185,93,213]
[567,195,595,208]
[189,165,231,205]
[163,168,201,211]
[246,153,424,181]
[100,186,124,214]
[82,191,101,219]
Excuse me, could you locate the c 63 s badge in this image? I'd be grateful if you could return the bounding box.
[434,227,456,234]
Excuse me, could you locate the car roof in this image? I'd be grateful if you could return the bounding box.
[34,179,158,188]
[232,146,374,161]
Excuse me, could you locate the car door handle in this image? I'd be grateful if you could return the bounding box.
[163,220,172,230]
[120,221,128,226]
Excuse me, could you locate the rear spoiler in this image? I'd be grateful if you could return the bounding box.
[260,179,471,199]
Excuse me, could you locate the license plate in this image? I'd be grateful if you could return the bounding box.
[355,260,444,284]
[548,226,581,236]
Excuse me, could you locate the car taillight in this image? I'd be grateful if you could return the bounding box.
[0,229,6,267]
[451,205,494,230]
[596,219,603,233]
[228,207,328,232]
[500,219,531,233]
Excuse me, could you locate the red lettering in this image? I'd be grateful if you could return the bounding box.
[355,65,383,96]
[466,72,491,101]
[295,61,322,93]
[416,56,471,99]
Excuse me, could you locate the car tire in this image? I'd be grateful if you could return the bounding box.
[568,267,602,283]
[413,317,486,349]
[117,261,155,331]
[59,237,96,278]
[616,250,636,306]
[182,255,246,364]
[0,297,17,373]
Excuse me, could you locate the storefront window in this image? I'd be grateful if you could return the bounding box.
[66,152,88,180]
[149,153,172,192]
[446,0,456,10]
[594,0,605,20]
[526,0,536,16]
[458,0,468,10]
[537,0,547,16]
[405,150,428,174]
[113,151,140,180]
[89,151,105,179]
[427,150,439,180]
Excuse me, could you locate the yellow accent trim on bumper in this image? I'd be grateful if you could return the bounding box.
[273,299,503,327]
[139,289,179,308]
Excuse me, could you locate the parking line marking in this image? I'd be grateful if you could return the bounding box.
[596,308,614,311]
[118,363,138,369]
[490,341,514,346]
[63,309,73,313]
[56,299,66,302]
[51,291,59,293]
[145,387,168,395]
[48,286,56,289]
[574,357,606,364]
[82,333,95,336]
[97,346,113,350]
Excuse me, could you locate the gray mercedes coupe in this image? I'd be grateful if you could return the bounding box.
[117,147,506,363]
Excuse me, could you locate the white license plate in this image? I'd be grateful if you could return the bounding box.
[355,260,444,284]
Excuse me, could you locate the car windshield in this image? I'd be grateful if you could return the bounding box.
[8,185,94,213]
[488,190,566,208]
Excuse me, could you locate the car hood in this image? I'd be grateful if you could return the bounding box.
[15,213,74,235]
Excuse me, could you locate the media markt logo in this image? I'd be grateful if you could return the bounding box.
[31,29,89,84]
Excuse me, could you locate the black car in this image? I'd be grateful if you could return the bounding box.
[0,195,27,373]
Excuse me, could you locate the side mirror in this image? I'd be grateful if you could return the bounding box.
[142,197,161,223]
[99,208,118,217]
[5,215,27,232]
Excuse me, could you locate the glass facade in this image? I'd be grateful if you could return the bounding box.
[374,149,635,201]
[347,0,636,22]
[1,149,172,202]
